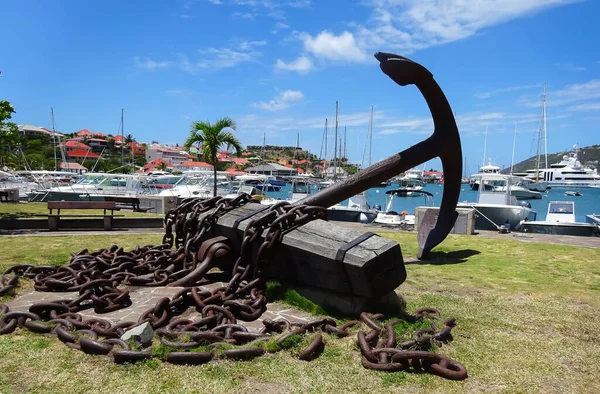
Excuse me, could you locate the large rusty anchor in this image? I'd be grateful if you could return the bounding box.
[300,52,462,259]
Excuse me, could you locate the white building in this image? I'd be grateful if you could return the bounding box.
[145,145,195,166]
[60,162,87,175]
[245,163,298,176]
[174,161,214,173]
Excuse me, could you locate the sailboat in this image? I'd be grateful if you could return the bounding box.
[525,85,549,192]
[493,123,542,200]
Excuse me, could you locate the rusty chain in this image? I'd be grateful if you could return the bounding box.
[0,194,467,380]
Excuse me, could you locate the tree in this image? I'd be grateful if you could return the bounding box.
[0,100,19,168]
[184,117,242,197]
[157,162,167,171]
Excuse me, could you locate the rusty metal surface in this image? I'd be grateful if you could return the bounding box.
[300,52,462,259]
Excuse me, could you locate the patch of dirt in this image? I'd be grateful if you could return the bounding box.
[465,381,507,392]
[243,379,290,393]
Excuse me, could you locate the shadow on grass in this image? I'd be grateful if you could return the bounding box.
[0,212,36,219]
[406,249,480,265]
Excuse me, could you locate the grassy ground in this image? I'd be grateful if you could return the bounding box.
[0,232,599,393]
[0,202,163,219]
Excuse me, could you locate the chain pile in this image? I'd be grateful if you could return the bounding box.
[0,194,467,380]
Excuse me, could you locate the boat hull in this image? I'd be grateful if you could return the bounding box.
[327,207,377,224]
[28,191,123,202]
[456,203,536,231]
[521,221,599,237]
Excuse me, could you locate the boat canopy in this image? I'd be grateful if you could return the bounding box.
[385,189,433,197]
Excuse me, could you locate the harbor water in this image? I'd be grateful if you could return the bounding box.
[266,183,600,223]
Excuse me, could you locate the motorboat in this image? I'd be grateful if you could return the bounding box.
[235,174,282,192]
[374,189,434,227]
[286,179,316,203]
[457,174,537,231]
[157,175,232,198]
[520,201,599,236]
[27,173,146,202]
[493,181,542,200]
[327,192,377,224]
[395,176,424,196]
[469,159,500,191]
[565,191,583,197]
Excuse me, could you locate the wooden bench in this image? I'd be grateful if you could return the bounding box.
[103,196,153,212]
[47,201,120,231]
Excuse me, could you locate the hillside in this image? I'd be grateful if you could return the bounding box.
[500,144,600,174]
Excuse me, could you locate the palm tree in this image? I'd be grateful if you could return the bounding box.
[184,117,242,197]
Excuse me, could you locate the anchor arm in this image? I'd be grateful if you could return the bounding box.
[298,52,462,259]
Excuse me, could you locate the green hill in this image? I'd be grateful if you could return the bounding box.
[501,144,600,174]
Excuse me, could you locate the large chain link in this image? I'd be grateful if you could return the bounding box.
[0,195,467,380]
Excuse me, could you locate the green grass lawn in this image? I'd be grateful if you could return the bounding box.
[0,232,599,393]
[0,202,163,219]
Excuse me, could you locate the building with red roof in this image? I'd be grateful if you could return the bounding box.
[67,149,100,159]
[58,141,92,151]
[60,162,87,174]
[143,158,174,172]
[174,161,214,173]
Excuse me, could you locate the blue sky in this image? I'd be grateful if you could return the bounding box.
[1,0,599,173]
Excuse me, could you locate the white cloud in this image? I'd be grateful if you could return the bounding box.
[301,31,368,62]
[567,102,600,112]
[138,40,265,73]
[475,84,542,99]
[274,56,315,74]
[272,21,290,34]
[557,63,587,72]
[277,0,578,69]
[253,90,304,111]
[520,79,600,107]
[207,0,222,4]
[133,56,171,70]
[358,0,580,53]
[232,11,258,18]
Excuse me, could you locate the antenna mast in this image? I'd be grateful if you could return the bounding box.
[51,108,58,171]
[120,109,124,167]
[542,83,548,168]
[333,101,338,179]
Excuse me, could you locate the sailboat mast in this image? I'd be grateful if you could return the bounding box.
[324,118,328,174]
[343,126,346,161]
[333,101,338,179]
[120,109,124,167]
[482,126,488,168]
[510,122,517,175]
[261,132,266,173]
[51,108,58,171]
[369,105,373,167]
[536,93,544,181]
[542,83,548,169]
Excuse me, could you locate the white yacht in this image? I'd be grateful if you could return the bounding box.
[157,175,231,198]
[493,179,543,200]
[27,173,145,202]
[469,158,501,191]
[396,177,425,196]
[457,174,537,231]
[520,201,599,236]
[523,145,600,188]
